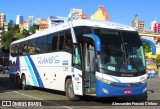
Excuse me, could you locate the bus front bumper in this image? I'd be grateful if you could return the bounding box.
[96,80,147,97]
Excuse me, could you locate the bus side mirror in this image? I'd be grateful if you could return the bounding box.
[83,34,101,52]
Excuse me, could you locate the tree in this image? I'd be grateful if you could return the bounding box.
[13,32,25,40]
[1,24,24,52]
[142,42,151,53]
[2,31,12,51]
[8,20,14,30]
[11,25,20,33]
[22,29,30,37]
[29,24,37,34]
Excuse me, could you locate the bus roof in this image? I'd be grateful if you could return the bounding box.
[11,19,136,44]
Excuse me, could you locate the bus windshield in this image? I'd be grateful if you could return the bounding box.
[94,28,146,74]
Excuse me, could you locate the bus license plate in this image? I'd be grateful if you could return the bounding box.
[124,90,132,94]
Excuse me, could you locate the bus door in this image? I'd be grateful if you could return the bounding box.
[71,44,83,96]
[83,40,96,94]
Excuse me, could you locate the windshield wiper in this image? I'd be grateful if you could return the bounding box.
[116,44,127,73]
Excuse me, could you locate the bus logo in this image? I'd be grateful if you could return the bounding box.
[62,60,69,65]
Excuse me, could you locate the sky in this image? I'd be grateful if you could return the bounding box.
[0,0,160,29]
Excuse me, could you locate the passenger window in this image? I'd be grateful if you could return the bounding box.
[46,33,58,52]
[59,32,65,51]
[15,44,20,56]
[19,43,23,55]
[11,45,15,57]
[36,36,46,53]
[21,41,28,55]
[28,40,36,55]
[63,30,72,53]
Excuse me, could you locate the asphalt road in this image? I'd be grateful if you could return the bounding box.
[0,73,160,109]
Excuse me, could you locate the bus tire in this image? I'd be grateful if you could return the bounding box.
[65,79,80,101]
[21,75,29,90]
[15,75,21,89]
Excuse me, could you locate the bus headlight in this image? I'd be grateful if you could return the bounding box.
[96,76,114,84]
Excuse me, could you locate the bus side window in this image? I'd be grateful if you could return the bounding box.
[28,40,36,55]
[46,33,58,52]
[22,41,27,55]
[15,44,20,56]
[63,30,72,53]
[59,32,65,51]
[19,43,23,56]
[36,36,46,53]
[11,45,15,57]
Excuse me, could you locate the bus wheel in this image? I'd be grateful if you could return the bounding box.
[16,75,21,89]
[21,75,29,90]
[65,79,80,100]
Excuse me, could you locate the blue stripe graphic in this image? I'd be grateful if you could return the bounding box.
[24,56,38,86]
[27,55,44,88]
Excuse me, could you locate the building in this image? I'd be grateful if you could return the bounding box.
[16,15,24,24]
[3,22,8,31]
[90,6,109,21]
[35,18,48,31]
[151,18,156,31]
[19,20,28,31]
[28,16,34,31]
[132,15,139,30]
[153,23,160,33]
[48,16,65,28]
[138,21,145,32]
[0,13,6,29]
[132,15,145,32]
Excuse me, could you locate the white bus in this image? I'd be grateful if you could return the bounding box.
[9,19,147,101]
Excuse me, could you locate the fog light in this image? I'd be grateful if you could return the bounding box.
[102,88,109,94]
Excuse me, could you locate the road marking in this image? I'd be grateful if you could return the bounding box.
[13,91,73,109]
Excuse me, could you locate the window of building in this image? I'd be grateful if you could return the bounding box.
[36,36,46,53]
[27,39,36,55]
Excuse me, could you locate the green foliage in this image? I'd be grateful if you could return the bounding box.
[156,54,160,64]
[1,22,30,52]
[22,29,30,37]
[142,42,151,53]
[8,20,14,29]
[29,24,37,34]
[2,31,12,50]
[13,33,25,40]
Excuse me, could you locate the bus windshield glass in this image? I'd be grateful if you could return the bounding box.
[93,28,146,74]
